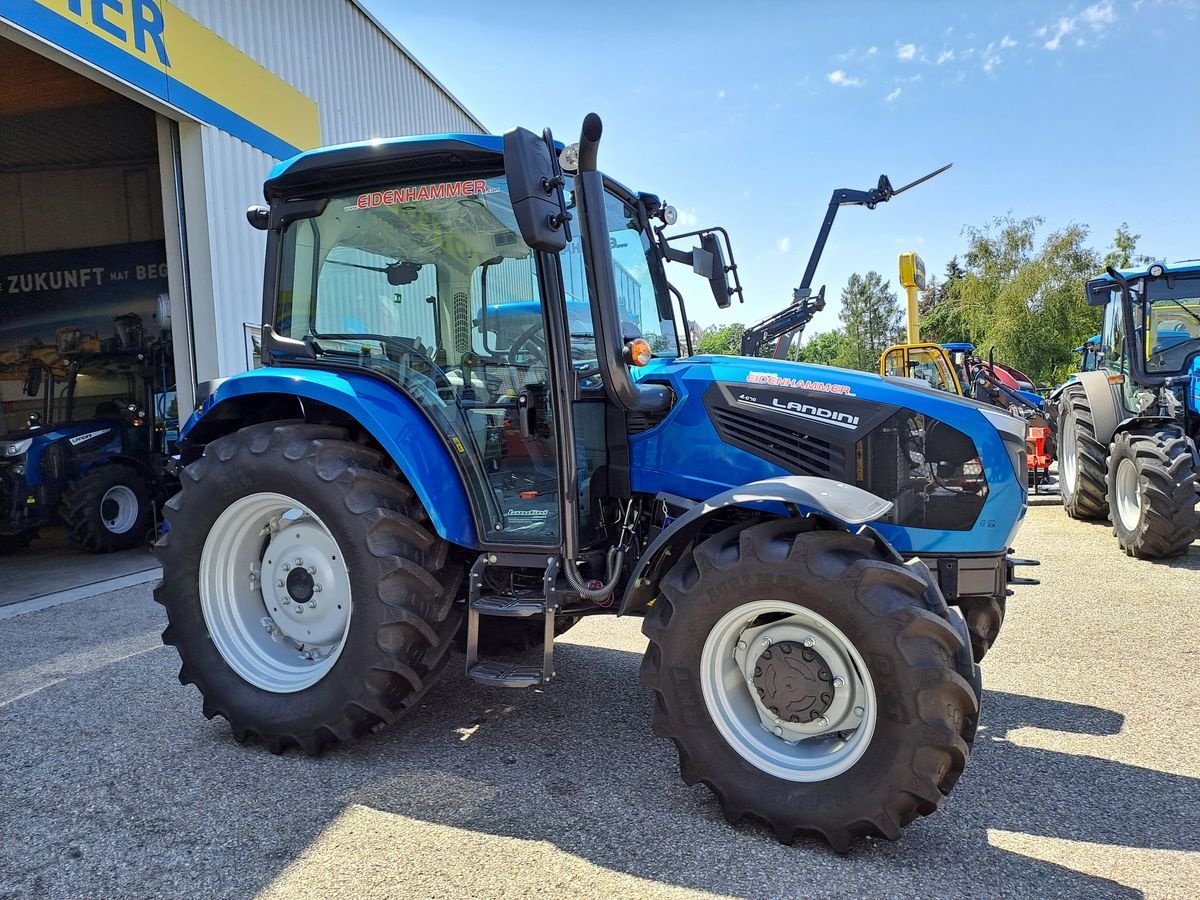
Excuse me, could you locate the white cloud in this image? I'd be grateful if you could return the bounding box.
[1000,34,1018,48]
[717,89,727,99]
[827,70,863,87]
[886,87,902,102]
[936,49,956,64]
[1082,1,1116,28]
[676,207,699,227]
[777,237,791,253]
[897,42,918,60]
[867,45,878,55]
[1043,16,1075,50]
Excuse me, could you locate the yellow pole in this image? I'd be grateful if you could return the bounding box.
[905,285,920,343]
[898,252,925,344]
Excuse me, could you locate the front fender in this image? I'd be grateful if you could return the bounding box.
[618,476,893,614]
[182,368,477,547]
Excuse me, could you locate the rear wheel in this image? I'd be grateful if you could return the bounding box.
[640,519,977,851]
[156,422,461,754]
[1058,386,1109,520]
[62,464,151,552]
[1108,429,1200,558]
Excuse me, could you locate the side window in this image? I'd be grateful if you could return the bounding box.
[1102,296,1126,374]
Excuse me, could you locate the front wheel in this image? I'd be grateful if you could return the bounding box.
[640,519,977,851]
[1108,429,1200,559]
[156,422,462,754]
[62,464,151,552]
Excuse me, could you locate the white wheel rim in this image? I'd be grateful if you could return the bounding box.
[699,600,877,782]
[100,485,139,534]
[1115,457,1142,532]
[200,492,352,693]
[1061,421,1078,493]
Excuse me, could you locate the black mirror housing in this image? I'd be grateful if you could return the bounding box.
[503,127,571,254]
[22,365,43,397]
[700,232,733,309]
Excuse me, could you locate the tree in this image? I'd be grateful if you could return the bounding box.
[793,329,847,367]
[695,323,746,356]
[950,216,1101,385]
[1103,223,1152,270]
[835,271,902,371]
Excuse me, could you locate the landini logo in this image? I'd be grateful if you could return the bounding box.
[737,395,861,430]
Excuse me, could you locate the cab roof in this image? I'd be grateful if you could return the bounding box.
[264,134,505,200]
[1089,259,1200,285]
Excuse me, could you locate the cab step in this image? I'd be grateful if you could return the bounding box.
[464,554,561,688]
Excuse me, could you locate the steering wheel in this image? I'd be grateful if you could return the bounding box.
[507,323,548,367]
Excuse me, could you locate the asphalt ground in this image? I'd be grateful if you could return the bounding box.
[0,502,1197,899]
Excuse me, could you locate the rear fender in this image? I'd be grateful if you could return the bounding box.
[619,476,893,614]
[181,368,477,547]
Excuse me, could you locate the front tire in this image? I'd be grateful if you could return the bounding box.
[0,528,38,553]
[62,464,151,552]
[1058,386,1109,520]
[1108,429,1200,559]
[156,422,462,754]
[640,519,977,851]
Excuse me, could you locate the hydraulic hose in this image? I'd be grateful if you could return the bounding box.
[564,547,624,602]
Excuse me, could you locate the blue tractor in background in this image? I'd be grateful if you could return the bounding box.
[156,115,1036,850]
[1049,261,1200,557]
[0,344,177,553]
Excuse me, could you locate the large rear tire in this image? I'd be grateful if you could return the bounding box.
[640,519,977,851]
[62,464,151,552]
[156,422,462,754]
[1108,429,1200,559]
[1058,385,1109,520]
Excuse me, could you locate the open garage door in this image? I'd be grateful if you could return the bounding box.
[0,38,180,605]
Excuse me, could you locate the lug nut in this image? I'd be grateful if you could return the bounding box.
[295,606,304,615]
[833,676,845,688]
[313,584,322,593]
[816,716,829,728]
[773,726,783,736]
[803,637,815,648]
[295,558,304,567]
[281,563,290,572]
[281,596,290,605]
[760,637,771,649]
[308,566,317,574]
[736,640,746,651]
[307,601,317,610]
[276,580,285,588]
[853,706,865,718]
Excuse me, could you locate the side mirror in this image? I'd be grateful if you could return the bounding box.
[503,126,571,254]
[700,232,733,309]
[22,365,43,397]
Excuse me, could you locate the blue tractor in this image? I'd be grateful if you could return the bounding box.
[156,116,1036,849]
[1049,261,1200,557]
[0,347,176,553]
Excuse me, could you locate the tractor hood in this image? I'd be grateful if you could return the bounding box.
[0,418,122,452]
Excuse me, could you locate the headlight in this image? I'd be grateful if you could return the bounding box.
[1,438,33,458]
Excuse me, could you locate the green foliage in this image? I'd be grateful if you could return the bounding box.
[919,216,1102,385]
[1103,222,1152,270]
[793,329,847,366]
[695,323,746,356]
[834,271,902,371]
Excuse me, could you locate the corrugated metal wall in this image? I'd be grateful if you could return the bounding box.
[171,0,485,376]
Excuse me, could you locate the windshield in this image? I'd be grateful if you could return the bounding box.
[1142,274,1200,373]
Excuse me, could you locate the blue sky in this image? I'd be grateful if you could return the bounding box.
[364,0,1200,338]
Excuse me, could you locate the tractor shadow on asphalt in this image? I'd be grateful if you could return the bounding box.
[315,640,1195,898]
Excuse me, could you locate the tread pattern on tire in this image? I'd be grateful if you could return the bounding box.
[639,518,977,852]
[1059,385,1109,521]
[956,594,1006,663]
[1108,428,1200,559]
[155,422,462,755]
[61,463,150,552]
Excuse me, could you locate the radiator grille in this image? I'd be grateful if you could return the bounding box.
[711,407,842,477]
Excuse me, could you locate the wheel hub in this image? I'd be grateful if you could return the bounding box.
[753,641,835,723]
[261,522,347,647]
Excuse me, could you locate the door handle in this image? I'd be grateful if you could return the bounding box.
[517,390,535,439]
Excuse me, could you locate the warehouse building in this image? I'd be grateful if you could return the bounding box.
[0,0,483,589]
